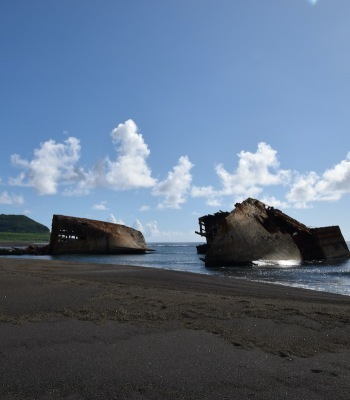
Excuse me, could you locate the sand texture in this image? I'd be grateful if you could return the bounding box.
[1,258,350,399]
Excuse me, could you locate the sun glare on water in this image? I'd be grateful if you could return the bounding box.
[253,259,301,267]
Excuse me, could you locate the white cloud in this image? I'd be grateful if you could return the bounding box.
[287,152,350,205]
[259,196,293,210]
[132,219,160,237]
[10,119,350,216]
[108,213,125,225]
[192,142,290,206]
[191,185,223,207]
[10,137,81,195]
[134,219,195,241]
[152,155,194,209]
[0,191,24,205]
[307,0,318,5]
[217,142,290,193]
[7,119,193,209]
[9,120,157,196]
[145,221,160,236]
[133,219,144,233]
[206,197,224,207]
[67,119,157,194]
[92,201,108,210]
[108,214,117,223]
[192,143,350,210]
[191,185,216,198]
[103,119,156,190]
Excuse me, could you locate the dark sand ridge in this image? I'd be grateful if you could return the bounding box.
[1,258,350,399]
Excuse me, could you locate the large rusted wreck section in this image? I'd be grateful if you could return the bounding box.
[195,211,230,255]
[196,198,350,266]
[49,215,149,255]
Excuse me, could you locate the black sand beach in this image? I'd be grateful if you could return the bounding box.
[1,258,350,399]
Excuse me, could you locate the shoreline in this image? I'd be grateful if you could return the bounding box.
[1,255,350,300]
[1,257,350,399]
[2,252,350,298]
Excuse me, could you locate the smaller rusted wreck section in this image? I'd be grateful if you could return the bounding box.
[50,215,149,255]
[196,198,350,267]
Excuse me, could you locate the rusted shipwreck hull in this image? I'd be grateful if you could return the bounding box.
[196,198,350,267]
[50,215,149,255]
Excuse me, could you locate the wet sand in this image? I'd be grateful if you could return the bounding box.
[1,257,350,399]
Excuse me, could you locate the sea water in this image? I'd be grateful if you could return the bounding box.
[18,241,350,297]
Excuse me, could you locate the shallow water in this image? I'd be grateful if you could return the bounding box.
[8,242,350,297]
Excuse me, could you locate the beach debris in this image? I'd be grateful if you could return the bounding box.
[195,198,350,266]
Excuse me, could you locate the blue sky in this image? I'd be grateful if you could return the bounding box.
[1,0,350,242]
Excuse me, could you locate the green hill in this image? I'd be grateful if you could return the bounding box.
[0,214,50,234]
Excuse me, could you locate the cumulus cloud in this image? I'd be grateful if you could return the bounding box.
[0,191,24,205]
[133,219,144,232]
[192,143,350,210]
[191,185,222,207]
[10,118,350,214]
[7,119,195,209]
[259,196,292,210]
[139,219,198,241]
[108,213,125,225]
[104,119,156,189]
[92,201,108,210]
[133,219,160,236]
[152,156,194,209]
[132,219,160,236]
[286,152,350,206]
[10,137,81,195]
[145,221,160,236]
[9,120,158,196]
[217,142,290,192]
[64,119,157,195]
[192,142,290,206]
[7,119,196,209]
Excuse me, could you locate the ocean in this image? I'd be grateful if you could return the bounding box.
[12,241,350,297]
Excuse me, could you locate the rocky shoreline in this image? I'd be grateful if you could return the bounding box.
[0,243,50,256]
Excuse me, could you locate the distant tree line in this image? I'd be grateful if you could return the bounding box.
[0,215,50,234]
